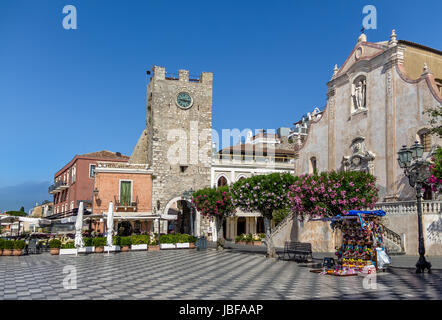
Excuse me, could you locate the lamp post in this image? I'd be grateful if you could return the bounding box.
[397,141,432,274]
[182,188,195,236]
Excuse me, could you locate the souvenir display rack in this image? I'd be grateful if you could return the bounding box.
[311,210,386,277]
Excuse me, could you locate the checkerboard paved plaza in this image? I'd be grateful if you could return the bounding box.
[0,249,441,300]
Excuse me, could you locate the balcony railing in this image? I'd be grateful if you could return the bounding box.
[212,154,295,166]
[114,196,139,212]
[372,200,442,215]
[48,181,68,194]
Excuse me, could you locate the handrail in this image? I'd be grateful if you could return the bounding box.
[270,211,295,239]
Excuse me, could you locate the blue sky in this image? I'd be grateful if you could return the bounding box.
[0,0,441,211]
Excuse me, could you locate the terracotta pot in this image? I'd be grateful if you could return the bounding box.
[121,246,130,252]
[254,241,262,246]
[189,243,195,249]
[3,249,13,256]
[50,248,60,255]
[95,246,104,253]
[0,249,3,256]
[148,245,160,251]
[246,241,253,245]
[13,249,22,256]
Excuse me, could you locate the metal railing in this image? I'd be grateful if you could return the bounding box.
[114,196,139,211]
[48,181,68,194]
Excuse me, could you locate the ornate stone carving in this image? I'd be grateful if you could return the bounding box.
[342,137,375,174]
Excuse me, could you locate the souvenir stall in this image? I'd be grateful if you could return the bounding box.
[311,210,390,276]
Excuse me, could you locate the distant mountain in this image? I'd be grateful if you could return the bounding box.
[0,181,51,213]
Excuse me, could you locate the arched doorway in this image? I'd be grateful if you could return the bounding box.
[163,197,194,235]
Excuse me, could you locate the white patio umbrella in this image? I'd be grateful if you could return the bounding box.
[74,202,85,248]
[106,202,114,251]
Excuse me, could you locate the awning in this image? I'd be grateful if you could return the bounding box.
[0,216,52,225]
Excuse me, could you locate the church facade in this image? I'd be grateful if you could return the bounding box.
[281,30,442,255]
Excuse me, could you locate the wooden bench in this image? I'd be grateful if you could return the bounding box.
[277,241,313,262]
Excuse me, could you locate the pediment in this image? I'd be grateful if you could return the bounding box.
[336,42,387,76]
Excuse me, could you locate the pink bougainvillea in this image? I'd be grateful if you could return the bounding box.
[288,171,378,221]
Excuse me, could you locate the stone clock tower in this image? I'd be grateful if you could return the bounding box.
[130,66,213,221]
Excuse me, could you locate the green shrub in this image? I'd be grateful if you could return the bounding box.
[113,236,121,246]
[159,233,195,244]
[131,235,150,245]
[14,240,26,250]
[150,239,158,245]
[120,236,132,246]
[235,234,245,242]
[0,238,5,249]
[92,237,106,247]
[245,233,253,242]
[258,233,266,239]
[83,237,93,247]
[61,242,75,249]
[4,240,14,250]
[49,239,61,249]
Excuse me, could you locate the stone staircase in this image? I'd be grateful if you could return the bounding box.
[382,224,406,255]
[270,211,295,240]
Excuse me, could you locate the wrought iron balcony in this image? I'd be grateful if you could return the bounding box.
[48,181,69,194]
[114,196,139,212]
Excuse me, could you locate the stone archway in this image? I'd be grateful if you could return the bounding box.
[163,197,196,235]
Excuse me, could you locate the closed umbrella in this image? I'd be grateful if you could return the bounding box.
[106,202,114,251]
[74,202,85,249]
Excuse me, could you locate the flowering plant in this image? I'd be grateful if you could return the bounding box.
[192,186,235,250]
[231,173,295,257]
[192,186,235,218]
[288,171,378,221]
[427,147,442,193]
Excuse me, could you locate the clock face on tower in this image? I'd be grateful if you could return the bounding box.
[176,92,193,109]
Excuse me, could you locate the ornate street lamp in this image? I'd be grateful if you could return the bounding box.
[397,141,432,274]
[182,188,195,235]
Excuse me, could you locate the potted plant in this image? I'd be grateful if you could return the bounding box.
[253,233,264,246]
[120,236,132,252]
[148,239,160,251]
[60,241,77,255]
[131,235,149,251]
[13,240,25,256]
[160,234,176,249]
[93,237,106,253]
[235,234,246,246]
[245,233,254,245]
[103,236,121,252]
[189,235,197,249]
[0,238,4,255]
[49,239,61,255]
[77,237,95,253]
[176,234,190,249]
[2,240,14,256]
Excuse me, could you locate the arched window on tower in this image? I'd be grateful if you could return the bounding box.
[309,157,317,174]
[217,176,228,187]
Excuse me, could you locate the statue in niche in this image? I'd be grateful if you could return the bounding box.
[352,78,366,110]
